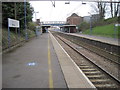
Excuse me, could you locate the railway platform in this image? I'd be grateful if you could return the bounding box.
[69,33,119,46]
[2,32,95,88]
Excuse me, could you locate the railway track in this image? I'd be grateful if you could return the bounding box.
[52,32,120,88]
[57,32,120,65]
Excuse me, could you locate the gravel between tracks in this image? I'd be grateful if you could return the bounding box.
[53,34,119,83]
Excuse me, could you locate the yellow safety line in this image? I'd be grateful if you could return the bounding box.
[48,34,54,89]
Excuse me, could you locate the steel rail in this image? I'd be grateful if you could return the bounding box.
[59,32,120,65]
[55,34,120,84]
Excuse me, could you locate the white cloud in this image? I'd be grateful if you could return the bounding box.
[30,1,96,21]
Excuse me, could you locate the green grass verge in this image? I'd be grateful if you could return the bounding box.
[2,28,36,49]
[83,24,120,38]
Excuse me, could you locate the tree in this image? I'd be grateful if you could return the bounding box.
[114,3,120,17]
[110,2,113,18]
[2,2,34,29]
[110,2,120,17]
[90,2,107,19]
[98,2,106,19]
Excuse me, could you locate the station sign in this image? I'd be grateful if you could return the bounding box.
[8,18,19,28]
[8,18,20,48]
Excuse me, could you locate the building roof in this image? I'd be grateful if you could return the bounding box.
[70,13,79,17]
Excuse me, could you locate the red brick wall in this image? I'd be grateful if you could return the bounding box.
[67,16,83,25]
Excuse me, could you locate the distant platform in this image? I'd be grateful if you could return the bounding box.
[68,33,119,46]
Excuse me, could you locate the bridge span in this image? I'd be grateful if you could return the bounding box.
[41,21,66,26]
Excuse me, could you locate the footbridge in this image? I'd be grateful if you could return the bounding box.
[41,21,66,26]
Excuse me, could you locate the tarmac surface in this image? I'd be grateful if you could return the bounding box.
[3,33,67,88]
[2,32,96,89]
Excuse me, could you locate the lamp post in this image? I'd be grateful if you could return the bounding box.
[24,0,28,40]
[88,12,92,35]
[81,2,92,35]
[14,2,17,34]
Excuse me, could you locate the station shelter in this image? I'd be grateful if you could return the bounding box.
[60,25,77,33]
[41,25,51,33]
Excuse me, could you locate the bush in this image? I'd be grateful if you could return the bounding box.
[104,17,118,24]
[28,22,37,31]
[20,29,36,39]
[78,22,90,31]
[2,28,36,49]
[92,17,118,28]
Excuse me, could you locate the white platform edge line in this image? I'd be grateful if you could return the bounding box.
[49,31,96,89]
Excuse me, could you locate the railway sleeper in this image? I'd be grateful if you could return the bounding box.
[82,68,98,72]
[95,83,118,88]
[84,71,102,75]
[79,65,94,68]
[87,74,106,79]
[91,79,113,84]
[79,66,95,69]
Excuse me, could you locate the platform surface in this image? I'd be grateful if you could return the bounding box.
[3,33,67,88]
[69,33,119,46]
[2,32,95,89]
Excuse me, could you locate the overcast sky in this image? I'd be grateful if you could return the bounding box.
[30,1,96,22]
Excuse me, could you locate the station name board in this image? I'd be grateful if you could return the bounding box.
[8,18,19,28]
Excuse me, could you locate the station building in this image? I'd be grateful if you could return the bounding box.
[66,13,83,25]
[65,13,83,33]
